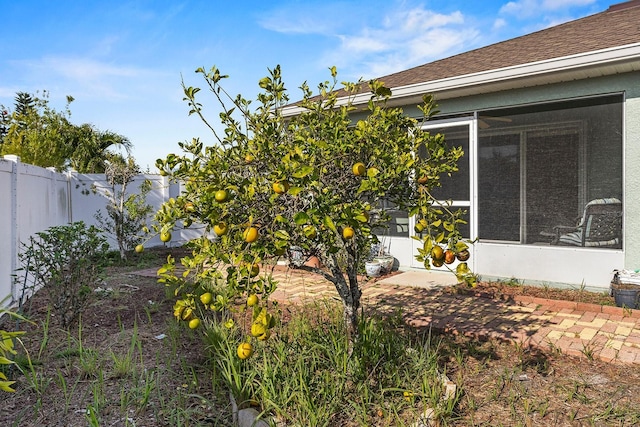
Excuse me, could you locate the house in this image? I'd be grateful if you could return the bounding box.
[286,0,640,290]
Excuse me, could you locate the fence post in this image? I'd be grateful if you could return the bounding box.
[4,155,20,303]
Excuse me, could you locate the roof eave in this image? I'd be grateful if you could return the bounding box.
[281,42,640,116]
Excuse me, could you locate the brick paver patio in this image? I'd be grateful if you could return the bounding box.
[137,266,640,365]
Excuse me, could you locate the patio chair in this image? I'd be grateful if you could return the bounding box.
[552,198,622,248]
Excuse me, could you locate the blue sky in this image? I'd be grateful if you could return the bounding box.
[1,0,611,171]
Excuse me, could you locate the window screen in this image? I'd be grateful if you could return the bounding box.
[478,95,623,248]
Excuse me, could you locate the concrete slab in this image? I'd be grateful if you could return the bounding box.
[376,270,458,289]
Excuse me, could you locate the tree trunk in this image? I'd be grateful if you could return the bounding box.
[307,251,362,354]
[325,254,361,354]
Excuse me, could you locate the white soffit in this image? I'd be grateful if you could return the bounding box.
[281,42,640,116]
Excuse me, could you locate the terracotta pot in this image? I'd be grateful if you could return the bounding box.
[304,255,322,269]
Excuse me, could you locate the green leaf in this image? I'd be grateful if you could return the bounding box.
[293,212,309,225]
[322,216,337,233]
[422,238,433,254]
[289,186,303,196]
[258,77,271,89]
[0,380,16,392]
[274,229,291,241]
[357,180,371,194]
[354,214,368,223]
[443,221,454,232]
[435,232,445,243]
[0,356,14,365]
[292,165,314,179]
[455,241,469,251]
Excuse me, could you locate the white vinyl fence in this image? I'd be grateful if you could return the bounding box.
[0,155,202,307]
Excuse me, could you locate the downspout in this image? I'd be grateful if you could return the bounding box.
[67,169,74,224]
[6,155,19,304]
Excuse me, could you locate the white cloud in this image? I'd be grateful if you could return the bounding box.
[258,3,480,80]
[338,33,388,54]
[493,18,507,30]
[500,0,540,17]
[326,6,478,79]
[500,0,596,16]
[11,56,152,100]
[541,0,596,10]
[258,4,342,35]
[389,8,465,32]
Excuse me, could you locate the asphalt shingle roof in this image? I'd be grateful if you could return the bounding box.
[375,0,640,89]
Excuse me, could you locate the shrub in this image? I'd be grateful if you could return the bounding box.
[93,155,153,262]
[0,299,31,392]
[18,221,109,327]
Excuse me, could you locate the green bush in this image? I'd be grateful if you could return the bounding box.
[18,221,109,327]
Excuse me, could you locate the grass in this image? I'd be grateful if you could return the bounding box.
[207,301,461,427]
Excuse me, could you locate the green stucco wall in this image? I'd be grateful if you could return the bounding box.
[624,91,640,270]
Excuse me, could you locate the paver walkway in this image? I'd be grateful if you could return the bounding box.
[267,268,640,365]
[138,266,640,365]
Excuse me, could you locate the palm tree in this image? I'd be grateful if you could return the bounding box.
[70,125,133,173]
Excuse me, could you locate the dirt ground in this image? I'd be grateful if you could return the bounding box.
[1,247,639,426]
[0,247,231,427]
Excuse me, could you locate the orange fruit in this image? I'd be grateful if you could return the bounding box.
[249,264,260,277]
[237,342,253,359]
[432,258,444,268]
[431,246,444,261]
[243,227,259,243]
[200,292,213,305]
[188,318,201,329]
[272,180,290,194]
[215,189,229,203]
[342,227,355,240]
[213,222,228,236]
[184,202,195,212]
[456,249,470,261]
[303,225,317,239]
[134,244,144,253]
[417,176,429,184]
[160,231,172,243]
[247,294,259,307]
[444,250,456,264]
[352,162,366,176]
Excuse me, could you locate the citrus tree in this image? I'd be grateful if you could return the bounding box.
[93,154,153,261]
[154,65,473,351]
